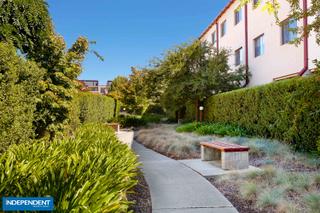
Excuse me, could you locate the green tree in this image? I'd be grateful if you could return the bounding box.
[155,41,247,116]
[0,0,52,57]
[0,0,90,138]
[109,76,130,101]
[109,70,150,115]
[33,35,89,138]
[0,42,44,152]
[129,67,150,114]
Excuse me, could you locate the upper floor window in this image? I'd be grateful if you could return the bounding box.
[254,34,264,57]
[221,20,226,37]
[235,8,242,25]
[235,47,243,66]
[212,31,216,44]
[281,18,298,44]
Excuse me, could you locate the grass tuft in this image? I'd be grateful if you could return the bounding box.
[313,174,320,186]
[304,194,320,213]
[240,182,258,199]
[257,188,285,208]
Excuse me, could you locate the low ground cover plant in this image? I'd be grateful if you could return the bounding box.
[135,124,213,159]
[176,122,247,137]
[0,123,138,212]
[213,166,320,212]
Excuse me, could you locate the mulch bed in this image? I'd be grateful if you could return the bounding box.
[127,172,152,213]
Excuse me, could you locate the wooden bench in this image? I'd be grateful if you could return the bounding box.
[106,123,120,132]
[200,142,250,170]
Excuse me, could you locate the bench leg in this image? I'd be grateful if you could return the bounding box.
[201,146,221,161]
[221,151,249,170]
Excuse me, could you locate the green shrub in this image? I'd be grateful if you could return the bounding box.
[0,123,138,212]
[119,115,147,127]
[195,123,247,136]
[69,92,116,129]
[176,122,247,137]
[142,114,164,123]
[176,122,202,132]
[144,104,165,115]
[0,42,44,152]
[205,76,320,152]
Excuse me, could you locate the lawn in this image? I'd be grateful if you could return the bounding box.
[135,124,320,213]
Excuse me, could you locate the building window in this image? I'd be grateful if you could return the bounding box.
[254,34,264,57]
[235,8,242,25]
[212,31,216,44]
[253,0,259,8]
[281,18,298,44]
[221,20,226,37]
[235,47,243,66]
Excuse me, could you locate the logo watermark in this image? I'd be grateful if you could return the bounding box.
[2,197,53,211]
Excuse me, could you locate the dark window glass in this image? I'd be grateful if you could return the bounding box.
[221,21,226,37]
[254,34,264,57]
[281,19,298,44]
[235,47,243,66]
[235,9,242,25]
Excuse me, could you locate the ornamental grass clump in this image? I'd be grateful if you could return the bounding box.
[0,123,138,212]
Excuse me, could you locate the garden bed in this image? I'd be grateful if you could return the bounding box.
[128,171,152,213]
[135,124,320,212]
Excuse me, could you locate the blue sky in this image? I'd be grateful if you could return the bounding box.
[47,0,229,84]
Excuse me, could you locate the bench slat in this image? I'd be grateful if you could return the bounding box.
[200,141,249,152]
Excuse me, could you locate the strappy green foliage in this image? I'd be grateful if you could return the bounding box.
[0,123,138,212]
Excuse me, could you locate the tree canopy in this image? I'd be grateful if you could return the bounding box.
[0,0,89,138]
[111,41,248,117]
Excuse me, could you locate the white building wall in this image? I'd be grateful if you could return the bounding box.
[247,0,304,86]
[308,0,319,70]
[200,0,319,87]
[218,2,246,71]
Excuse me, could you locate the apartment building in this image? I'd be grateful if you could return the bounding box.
[200,0,319,86]
[80,80,112,95]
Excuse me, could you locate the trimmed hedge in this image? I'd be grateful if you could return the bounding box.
[204,76,320,152]
[70,92,116,130]
[0,123,138,212]
[0,42,44,152]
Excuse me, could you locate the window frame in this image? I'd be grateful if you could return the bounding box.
[281,18,298,45]
[235,47,243,66]
[254,34,264,58]
[221,20,227,37]
[234,8,242,25]
[212,31,216,44]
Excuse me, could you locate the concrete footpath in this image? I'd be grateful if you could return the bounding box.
[132,142,238,213]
